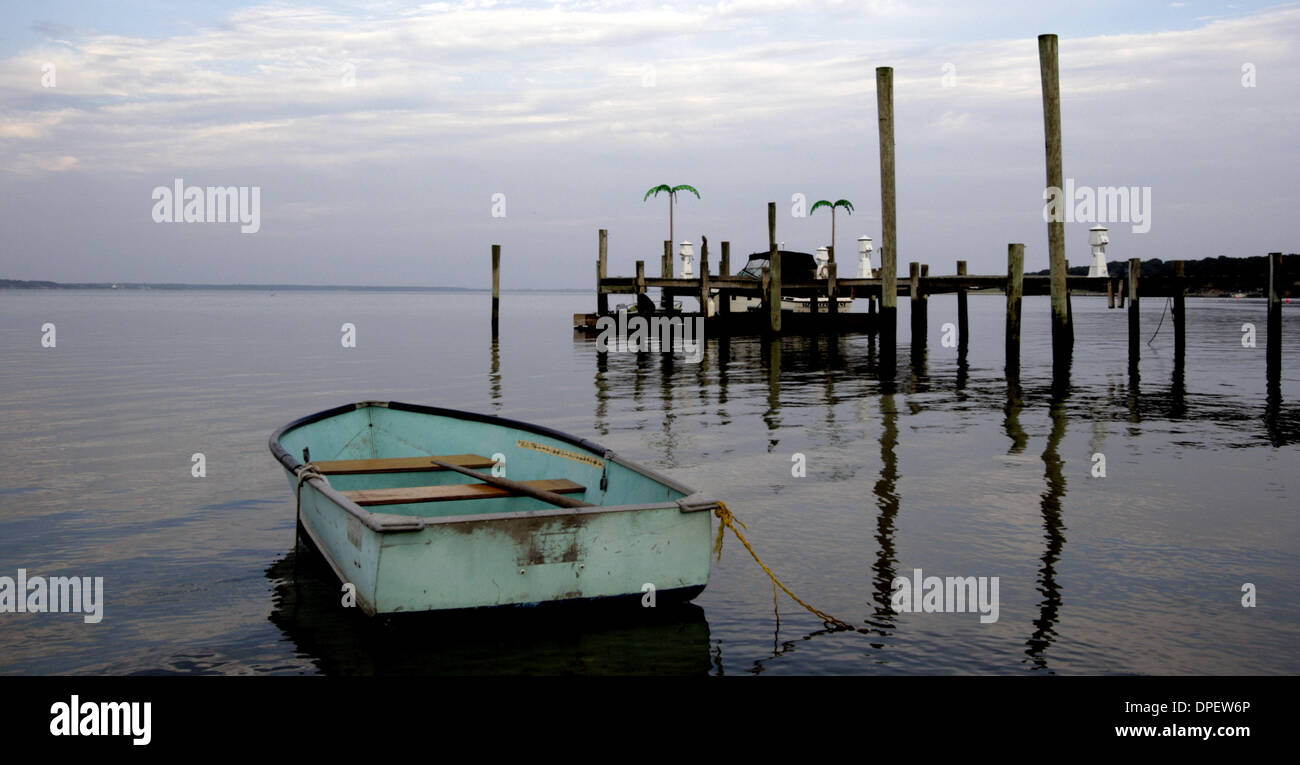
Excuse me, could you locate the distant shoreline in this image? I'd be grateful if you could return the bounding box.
[0,279,588,293]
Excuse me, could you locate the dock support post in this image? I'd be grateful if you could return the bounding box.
[877,66,898,367]
[828,245,839,318]
[1108,278,1115,309]
[909,262,926,349]
[827,262,838,328]
[1118,279,1126,308]
[768,202,782,334]
[635,260,646,297]
[1173,259,1186,359]
[1039,34,1073,361]
[662,240,673,311]
[491,243,501,335]
[956,260,969,351]
[699,259,710,318]
[597,230,608,315]
[719,241,731,316]
[1128,258,1141,367]
[1006,244,1024,376]
[1268,251,1283,380]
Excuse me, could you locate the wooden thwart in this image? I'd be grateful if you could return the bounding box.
[342,478,586,507]
[315,454,495,475]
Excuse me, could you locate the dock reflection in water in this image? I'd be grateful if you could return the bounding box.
[579,298,1299,674]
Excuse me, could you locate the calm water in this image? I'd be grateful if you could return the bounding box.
[1,289,1296,675]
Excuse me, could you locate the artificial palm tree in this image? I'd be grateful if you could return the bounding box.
[644,184,700,246]
[810,199,854,262]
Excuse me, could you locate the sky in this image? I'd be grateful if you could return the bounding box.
[1,0,1297,288]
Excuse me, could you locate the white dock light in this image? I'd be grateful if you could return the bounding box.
[815,246,830,278]
[1087,226,1109,277]
[857,235,874,278]
[678,240,694,278]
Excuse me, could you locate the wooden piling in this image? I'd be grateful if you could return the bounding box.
[920,264,929,344]
[635,260,646,295]
[491,243,501,334]
[699,259,711,318]
[768,202,777,250]
[661,240,673,311]
[1268,251,1283,376]
[1118,279,1126,308]
[1128,258,1141,366]
[597,229,608,315]
[1107,278,1115,309]
[1038,34,1073,356]
[876,66,898,357]
[719,241,731,315]
[1006,244,1024,372]
[909,262,925,346]
[956,260,969,350]
[1173,260,1186,359]
[768,202,781,333]
[828,245,839,317]
[827,261,838,324]
[769,246,782,333]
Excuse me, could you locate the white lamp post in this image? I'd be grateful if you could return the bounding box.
[1087,226,1109,277]
[678,240,694,278]
[815,246,830,278]
[857,235,874,278]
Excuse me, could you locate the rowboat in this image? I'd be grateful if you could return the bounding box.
[268,401,718,616]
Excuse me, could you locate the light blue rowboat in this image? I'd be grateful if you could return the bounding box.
[269,401,718,616]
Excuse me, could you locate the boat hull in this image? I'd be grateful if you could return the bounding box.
[271,401,716,616]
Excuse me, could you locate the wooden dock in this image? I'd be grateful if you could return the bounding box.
[558,33,1293,383]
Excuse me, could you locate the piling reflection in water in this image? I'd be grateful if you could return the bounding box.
[1025,385,1068,671]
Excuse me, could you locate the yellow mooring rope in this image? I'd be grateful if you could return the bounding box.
[713,502,865,633]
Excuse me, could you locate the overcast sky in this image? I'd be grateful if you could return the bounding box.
[1,1,1296,288]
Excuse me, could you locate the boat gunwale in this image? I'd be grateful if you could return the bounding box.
[269,400,715,533]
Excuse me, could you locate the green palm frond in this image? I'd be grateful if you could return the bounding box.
[835,199,855,213]
[810,200,833,214]
[671,184,700,199]
[644,184,672,201]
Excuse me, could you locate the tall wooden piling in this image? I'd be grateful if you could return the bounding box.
[956,260,969,350]
[1006,244,1024,372]
[1108,278,1115,309]
[1173,260,1186,359]
[1128,258,1141,366]
[1038,34,1073,357]
[1268,252,1283,377]
[597,230,609,315]
[876,66,898,360]
[768,202,782,333]
[635,260,646,296]
[491,244,501,335]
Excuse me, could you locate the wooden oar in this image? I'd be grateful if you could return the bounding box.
[431,460,593,509]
